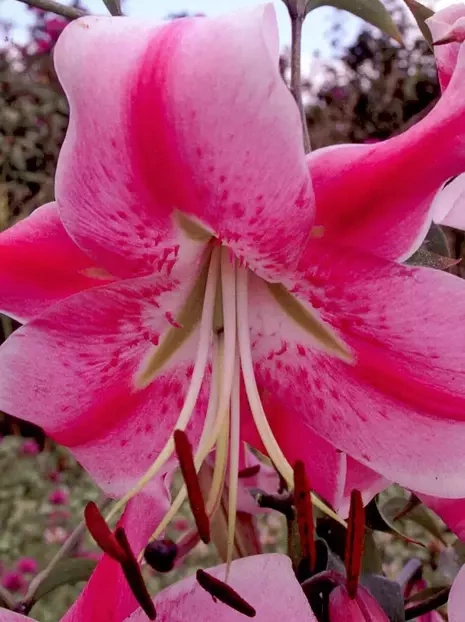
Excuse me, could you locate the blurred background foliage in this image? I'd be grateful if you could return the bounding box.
[0,1,462,620]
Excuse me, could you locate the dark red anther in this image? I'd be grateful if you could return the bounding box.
[115,527,157,620]
[293,460,316,573]
[345,489,365,600]
[196,570,256,618]
[144,539,178,573]
[173,429,210,544]
[84,502,127,563]
[238,464,261,479]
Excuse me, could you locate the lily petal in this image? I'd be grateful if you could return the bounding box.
[432,173,465,230]
[427,4,465,90]
[340,458,389,518]
[416,493,465,540]
[329,585,389,621]
[448,563,465,622]
[306,24,465,261]
[55,7,313,281]
[249,242,465,496]
[243,394,347,509]
[0,273,208,497]
[0,203,112,323]
[0,613,31,622]
[63,492,169,622]
[127,554,317,621]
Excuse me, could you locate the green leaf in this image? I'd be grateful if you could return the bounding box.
[102,0,122,16]
[33,558,97,602]
[306,0,402,43]
[403,0,434,47]
[365,497,424,547]
[382,496,447,546]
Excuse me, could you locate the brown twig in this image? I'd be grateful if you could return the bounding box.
[16,0,87,20]
[289,14,311,153]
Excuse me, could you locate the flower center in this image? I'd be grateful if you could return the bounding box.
[106,241,347,569]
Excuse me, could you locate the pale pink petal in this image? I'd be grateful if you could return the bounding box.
[306,33,465,261]
[63,492,169,622]
[432,174,465,230]
[126,554,317,622]
[249,243,465,496]
[427,4,465,90]
[329,585,389,621]
[243,394,347,510]
[55,8,312,280]
[0,203,112,322]
[448,563,465,622]
[0,273,207,497]
[417,494,465,540]
[0,612,31,622]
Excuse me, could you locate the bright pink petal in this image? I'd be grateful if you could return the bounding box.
[307,31,465,261]
[0,274,208,497]
[340,458,389,518]
[329,585,389,621]
[250,243,465,496]
[63,492,169,622]
[417,493,465,540]
[0,203,112,322]
[55,9,313,280]
[126,554,317,622]
[432,174,465,230]
[427,4,465,91]
[244,394,347,509]
[448,563,465,622]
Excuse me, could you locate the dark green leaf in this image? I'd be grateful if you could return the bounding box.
[33,558,97,602]
[382,497,447,546]
[365,498,424,547]
[306,0,402,42]
[102,0,122,15]
[403,0,434,47]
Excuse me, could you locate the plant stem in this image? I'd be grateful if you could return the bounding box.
[0,585,15,610]
[290,14,311,153]
[22,497,111,613]
[16,0,86,20]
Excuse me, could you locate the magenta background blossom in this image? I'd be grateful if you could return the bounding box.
[48,488,70,506]
[16,558,38,575]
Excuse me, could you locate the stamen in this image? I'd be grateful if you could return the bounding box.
[226,354,241,576]
[84,502,126,563]
[293,460,316,573]
[145,338,224,549]
[115,527,157,620]
[174,429,210,544]
[344,489,365,599]
[196,569,256,618]
[144,539,178,573]
[236,267,346,527]
[106,247,221,523]
[238,464,261,478]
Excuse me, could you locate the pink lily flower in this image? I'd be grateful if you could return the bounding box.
[3,4,465,548]
[0,555,317,622]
